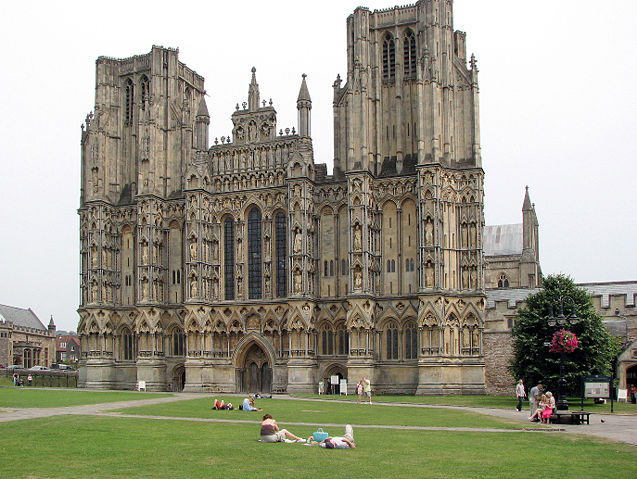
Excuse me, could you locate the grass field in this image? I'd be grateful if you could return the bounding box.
[295,393,637,414]
[0,387,172,408]
[115,396,526,429]
[1,415,635,479]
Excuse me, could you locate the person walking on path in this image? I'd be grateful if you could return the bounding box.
[528,383,543,419]
[363,377,372,405]
[27,374,33,387]
[515,379,525,412]
[356,380,364,404]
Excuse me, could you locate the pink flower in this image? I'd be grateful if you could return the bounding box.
[550,329,579,353]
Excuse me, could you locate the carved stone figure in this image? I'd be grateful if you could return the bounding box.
[353,224,362,250]
[354,268,362,289]
[212,277,219,298]
[294,269,302,293]
[190,241,197,261]
[237,276,243,297]
[190,277,198,297]
[293,229,302,254]
[425,221,434,246]
[142,243,149,264]
[425,263,434,288]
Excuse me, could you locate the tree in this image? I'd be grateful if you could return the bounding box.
[510,274,621,394]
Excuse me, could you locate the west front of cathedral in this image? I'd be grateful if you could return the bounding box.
[78,1,542,394]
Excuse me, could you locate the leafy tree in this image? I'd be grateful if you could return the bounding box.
[510,274,621,394]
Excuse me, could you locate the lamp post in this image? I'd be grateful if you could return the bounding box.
[547,298,579,410]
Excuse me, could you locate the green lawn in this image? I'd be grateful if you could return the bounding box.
[115,396,526,429]
[295,393,637,414]
[0,387,172,408]
[1,415,635,479]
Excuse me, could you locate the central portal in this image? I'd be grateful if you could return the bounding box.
[240,342,272,393]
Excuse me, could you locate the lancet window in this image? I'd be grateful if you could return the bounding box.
[248,207,262,299]
[382,33,396,80]
[124,78,134,125]
[386,322,399,359]
[404,321,418,359]
[404,30,416,77]
[224,218,235,300]
[275,213,287,297]
[140,75,149,111]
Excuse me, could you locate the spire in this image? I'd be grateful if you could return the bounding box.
[297,74,312,138]
[48,315,56,332]
[248,67,260,111]
[196,96,209,118]
[523,185,532,211]
[297,73,312,102]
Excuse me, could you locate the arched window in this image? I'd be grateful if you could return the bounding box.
[387,260,391,273]
[404,31,416,77]
[382,33,396,80]
[172,328,185,356]
[386,323,398,359]
[337,324,349,355]
[330,260,334,277]
[124,78,134,125]
[275,213,287,297]
[321,326,334,355]
[140,75,149,111]
[341,259,346,276]
[391,260,396,273]
[324,261,329,277]
[224,218,235,300]
[498,274,509,288]
[248,207,262,299]
[404,321,418,359]
[122,330,134,360]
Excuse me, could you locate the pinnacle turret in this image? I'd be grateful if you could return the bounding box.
[297,74,312,138]
[248,67,260,111]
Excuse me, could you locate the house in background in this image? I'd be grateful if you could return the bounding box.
[56,334,81,364]
[0,304,57,368]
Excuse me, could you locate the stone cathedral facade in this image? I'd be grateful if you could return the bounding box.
[78,1,489,394]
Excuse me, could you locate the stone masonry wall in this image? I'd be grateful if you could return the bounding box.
[483,331,515,395]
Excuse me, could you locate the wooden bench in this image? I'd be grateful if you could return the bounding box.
[550,411,591,425]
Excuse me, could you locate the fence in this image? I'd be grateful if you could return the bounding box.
[2,369,79,388]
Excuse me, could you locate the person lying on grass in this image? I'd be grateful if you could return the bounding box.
[260,414,306,443]
[212,399,234,410]
[315,425,356,449]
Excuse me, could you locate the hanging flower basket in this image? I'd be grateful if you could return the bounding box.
[550,329,579,353]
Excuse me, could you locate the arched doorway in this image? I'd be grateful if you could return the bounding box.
[323,363,347,395]
[626,365,637,403]
[238,342,272,393]
[172,365,185,392]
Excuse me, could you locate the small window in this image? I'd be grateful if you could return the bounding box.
[330,260,334,277]
[341,259,346,276]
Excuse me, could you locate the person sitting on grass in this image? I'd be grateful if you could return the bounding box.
[316,425,356,449]
[260,414,306,443]
[529,394,548,422]
[242,395,262,411]
[212,399,234,410]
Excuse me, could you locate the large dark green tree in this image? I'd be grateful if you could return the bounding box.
[510,274,620,394]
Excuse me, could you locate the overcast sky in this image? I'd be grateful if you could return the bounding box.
[1,1,635,332]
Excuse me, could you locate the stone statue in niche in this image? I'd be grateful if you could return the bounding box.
[190,276,198,297]
[462,267,469,289]
[91,282,98,302]
[353,224,362,250]
[237,276,243,297]
[293,229,302,254]
[425,263,434,288]
[142,243,149,264]
[248,122,257,142]
[237,238,243,260]
[153,244,159,263]
[425,220,434,246]
[470,223,477,247]
[101,249,107,268]
[141,278,148,300]
[213,240,219,261]
[294,269,302,293]
[264,238,270,260]
[212,277,219,298]
[91,246,98,267]
[354,267,362,289]
[190,241,197,261]
[470,268,477,290]
[264,275,271,294]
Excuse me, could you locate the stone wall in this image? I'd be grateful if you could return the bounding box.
[483,331,515,395]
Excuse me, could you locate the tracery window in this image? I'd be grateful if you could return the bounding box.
[124,78,134,125]
[248,207,262,299]
[122,330,134,360]
[172,329,185,356]
[321,327,334,355]
[337,324,349,355]
[497,274,510,288]
[404,321,418,359]
[386,323,399,359]
[404,30,416,77]
[382,33,396,80]
[224,218,235,300]
[275,213,287,297]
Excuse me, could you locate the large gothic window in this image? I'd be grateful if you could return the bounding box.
[172,328,185,356]
[125,78,134,125]
[248,207,262,299]
[382,33,396,81]
[224,218,235,300]
[122,330,134,360]
[404,31,416,77]
[140,75,149,111]
[275,213,287,297]
[404,321,418,359]
[337,323,349,355]
[386,323,399,359]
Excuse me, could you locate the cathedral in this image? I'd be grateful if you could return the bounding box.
[77,1,537,394]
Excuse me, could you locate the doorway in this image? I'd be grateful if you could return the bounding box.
[240,343,272,393]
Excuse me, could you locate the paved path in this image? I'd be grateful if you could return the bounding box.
[1,390,636,446]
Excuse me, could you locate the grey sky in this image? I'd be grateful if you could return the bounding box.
[1,1,635,332]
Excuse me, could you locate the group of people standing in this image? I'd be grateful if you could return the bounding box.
[356,377,372,404]
[516,380,555,424]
